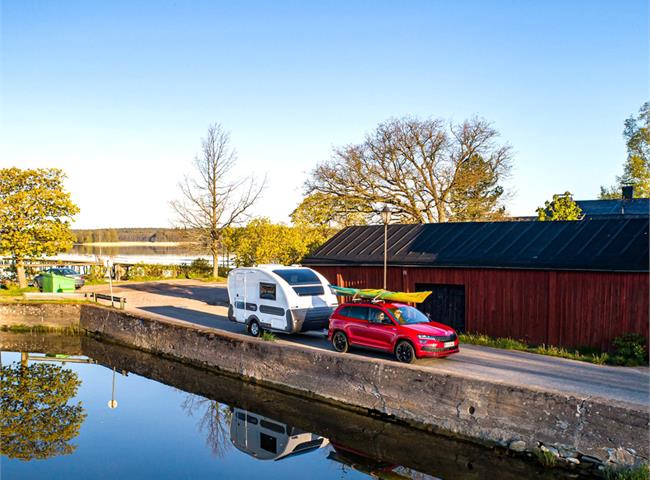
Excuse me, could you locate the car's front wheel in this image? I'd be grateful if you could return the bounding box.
[332,331,349,353]
[395,340,416,364]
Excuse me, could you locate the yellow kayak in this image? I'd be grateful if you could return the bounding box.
[329,285,431,304]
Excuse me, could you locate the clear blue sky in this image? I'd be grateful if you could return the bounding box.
[1,0,647,228]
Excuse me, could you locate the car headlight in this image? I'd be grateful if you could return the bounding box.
[417,335,437,340]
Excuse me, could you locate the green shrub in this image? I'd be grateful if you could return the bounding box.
[604,464,650,480]
[534,448,557,467]
[459,332,617,366]
[611,333,648,366]
[591,352,610,365]
[84,265,109,282]
[260,331,277,342]
[185,258,212,278]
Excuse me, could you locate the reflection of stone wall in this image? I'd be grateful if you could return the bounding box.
[78,304,649,468]
[0,332,82,355]
[80,336,555,480]
[0,303,81,328]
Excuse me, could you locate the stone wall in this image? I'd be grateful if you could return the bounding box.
[0,303,81,328]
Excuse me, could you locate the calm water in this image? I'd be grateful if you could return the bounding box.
[0,334,579,480]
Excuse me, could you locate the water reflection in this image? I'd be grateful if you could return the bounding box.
[0,334,584,479]
[0,358,86,461]
[230,408,328,461]
[182,396,232,457]
[71,244,206,256]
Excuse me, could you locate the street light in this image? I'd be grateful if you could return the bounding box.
[381,205,391,289]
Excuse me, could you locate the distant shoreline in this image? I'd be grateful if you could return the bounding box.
[76,241,197,247]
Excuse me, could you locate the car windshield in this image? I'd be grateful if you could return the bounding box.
[386,306,431,325]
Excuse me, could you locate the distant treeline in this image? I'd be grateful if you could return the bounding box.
[73,228,193,243]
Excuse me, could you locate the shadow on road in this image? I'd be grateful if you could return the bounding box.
[138,306,241,332]
[121,282,229,306]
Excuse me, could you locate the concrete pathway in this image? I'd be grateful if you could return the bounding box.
[83,280,650,407]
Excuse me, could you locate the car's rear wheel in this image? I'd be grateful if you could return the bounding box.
[248,319,262,337]
[395,340,416,364]
[332,331,349,353]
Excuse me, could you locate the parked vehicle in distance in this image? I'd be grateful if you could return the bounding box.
[33,267,85,290]
[230,408,329,461]
[227,265,338,336]
[328,301,459,363]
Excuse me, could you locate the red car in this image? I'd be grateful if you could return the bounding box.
[328,301,459,363]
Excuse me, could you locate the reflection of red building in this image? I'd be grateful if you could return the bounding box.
[304,219,649,351]
[327,442,402,478]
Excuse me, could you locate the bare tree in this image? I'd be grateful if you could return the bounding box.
[306,117,512,223]
[171,124,264,277]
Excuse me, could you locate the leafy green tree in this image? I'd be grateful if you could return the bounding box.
[305,116,512,223]
[448,154,507,221]
[291,193,369,227]
[229,218,333,266]
[600,101,650,198]
[0,361,86,460]
[0,168,79,287]
[536,192,583,221]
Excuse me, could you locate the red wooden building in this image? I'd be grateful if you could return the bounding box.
[302,218,649,351]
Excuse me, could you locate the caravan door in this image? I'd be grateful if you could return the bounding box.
[233,271,247,322]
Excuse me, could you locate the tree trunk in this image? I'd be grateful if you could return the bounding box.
[437,206,447,223]
[16,258,27,289]
[212,252,219,278]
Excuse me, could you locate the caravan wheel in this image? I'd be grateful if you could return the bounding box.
[248,319,262,337]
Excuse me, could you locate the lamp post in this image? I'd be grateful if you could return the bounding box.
[381,205,391,289]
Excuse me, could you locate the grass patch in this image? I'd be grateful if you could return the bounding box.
[604,464,650,480]
[260,331,277,342]
[534,448,557,467]
[0,285,38,297]
[459,333,647,367]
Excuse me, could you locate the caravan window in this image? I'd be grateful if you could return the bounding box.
[259,282,276,300]
[259,433,278,454]
[293,285,325,296]
[273,269,320,285]
[273,269,324,296]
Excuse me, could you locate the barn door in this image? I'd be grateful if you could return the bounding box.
[415,283,466,333]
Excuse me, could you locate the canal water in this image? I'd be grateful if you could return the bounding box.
[0,334,584,480]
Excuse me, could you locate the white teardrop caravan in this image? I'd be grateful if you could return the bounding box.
[227,265,338,336]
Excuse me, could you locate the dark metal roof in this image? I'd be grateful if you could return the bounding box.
[576,198,649,218]
[303,218,649,272]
